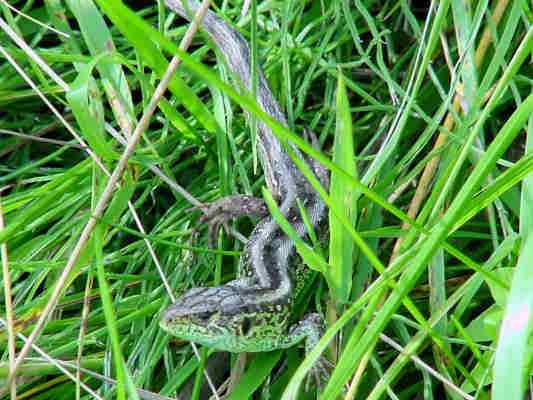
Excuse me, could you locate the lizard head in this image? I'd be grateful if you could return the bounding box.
[160,285,256,351]
[160,284,289,352]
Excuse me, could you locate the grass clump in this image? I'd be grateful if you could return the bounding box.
[0,0,532,399]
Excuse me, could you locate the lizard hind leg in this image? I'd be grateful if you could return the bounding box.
[194,194,269,247]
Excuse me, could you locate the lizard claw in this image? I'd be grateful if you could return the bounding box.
[190,195,269,247]
[186,202,233,247]
[202,214,231,247]
[305,352,332,391]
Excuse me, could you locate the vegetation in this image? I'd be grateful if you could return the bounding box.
[0,0,532,399]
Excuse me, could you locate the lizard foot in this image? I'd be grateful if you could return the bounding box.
[190,195,268,247]
[284,313,332,391]
[305,353,333,391]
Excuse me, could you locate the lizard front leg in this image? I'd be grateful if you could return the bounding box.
[278,313,331,388]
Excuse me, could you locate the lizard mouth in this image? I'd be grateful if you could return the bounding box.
[159,309,209,336]
[159,309,184,332]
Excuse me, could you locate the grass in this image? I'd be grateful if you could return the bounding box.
[0,0,532,399]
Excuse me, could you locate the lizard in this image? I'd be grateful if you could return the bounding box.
[160,0,329,383]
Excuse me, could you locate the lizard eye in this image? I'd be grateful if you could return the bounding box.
[241,317,252,336]
[196,311,211,322]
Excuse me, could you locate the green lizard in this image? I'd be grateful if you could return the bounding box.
[160,0,329,384]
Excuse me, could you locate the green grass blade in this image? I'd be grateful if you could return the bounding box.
[226,352,283,400]
[320,90,533,398]
[326,71,357,303]
[93,0,221,137]
[492,234,533,399]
